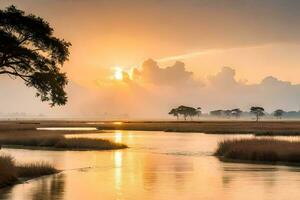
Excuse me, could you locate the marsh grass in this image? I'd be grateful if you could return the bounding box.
[254,132,300,136]
[0,135,127,150]
[0,155,17,188]
[0,154,58,188]
[215,139,300,163]
[16,162,58,178]
[54,137,127,150]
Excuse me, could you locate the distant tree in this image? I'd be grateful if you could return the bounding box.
[0,5,71,106]
[210,110,223,117]
[168,108,179,120]
[196,107,202,118]
[273,109,284,119]
[176,105,186,120]
[223,110,232,118]
[187,107,199,120]
[177,105,195,120]
[170,105,199,120]
[231,108,242,118]
[250,107,265,122]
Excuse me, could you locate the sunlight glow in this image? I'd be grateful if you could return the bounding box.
[114,67,123,80]
[115,131,123,143]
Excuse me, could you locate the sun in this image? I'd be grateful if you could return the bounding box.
[114,67,123,80]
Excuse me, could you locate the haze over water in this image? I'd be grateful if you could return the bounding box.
[1,131,300,200]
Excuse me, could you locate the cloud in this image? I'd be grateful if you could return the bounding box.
[201,67,300,112]
[81,62,300,116]
[135,59,199,87]
[2,59,300,118]
[208,67,239,88]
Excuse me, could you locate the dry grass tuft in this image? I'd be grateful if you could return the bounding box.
[0,154,58,188]
[55,138,127,150]
[0,135,127,150]
[0,155,17,188]
[16,162,58,178]
[215,139,300,163]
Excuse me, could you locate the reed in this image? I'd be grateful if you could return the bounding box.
[0,155,17,188]
[215,138,300,163]
[0,154,58,188]
[16,162,58,178]
[0,135,127,150]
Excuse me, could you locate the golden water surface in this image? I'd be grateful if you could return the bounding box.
[1,131,300,200]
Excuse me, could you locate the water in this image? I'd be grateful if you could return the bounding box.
[1,131,300,200]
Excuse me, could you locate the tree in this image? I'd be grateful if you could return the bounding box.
[223,110,232,118]
[187,107,198,120]
[250,106,265,122]
[0,5,71,106]
[168,108,179,120]
[231,108,242,118]
[177,105,190,120]
[273,109,284,119]
[210,110,223,117]
[196,107,202,118]
[169,105,199,120]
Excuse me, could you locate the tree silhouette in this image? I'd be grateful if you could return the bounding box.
[210,110,223,117]
[223,110,232,118]
[168,108,179,120]
[250,106,265,122]
[273,109,284,119]
[196,107,202,118]
[231,108,242,118]
[177,105,189,120]
[0,5,71,106]
[169,105,200,120]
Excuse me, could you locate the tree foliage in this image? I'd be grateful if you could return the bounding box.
[231,108,242,118]
[273,109,284,119]
[250,106,265,121]
[168,105,201,120]
[0,5,71,106]
[210,108,242,118]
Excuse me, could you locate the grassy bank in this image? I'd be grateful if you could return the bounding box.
[0,154,58,188]
[215,139,300,165]
[3,120,300,135]
[0,135,127,151]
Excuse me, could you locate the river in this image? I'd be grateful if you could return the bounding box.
[1,130,300,200]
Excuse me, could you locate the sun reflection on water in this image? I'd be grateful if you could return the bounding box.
[113,122,123,125]
[114,151,123,198]
[114,132,123,143]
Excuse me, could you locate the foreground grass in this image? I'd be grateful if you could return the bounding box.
[254,132,300,136]
[0,135,127,150]
[0,155,17,188]
[16,162,58,178]
[215,139,300,164]
[0,155,58,188]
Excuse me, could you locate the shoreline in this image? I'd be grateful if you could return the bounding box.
[1,144,128,151]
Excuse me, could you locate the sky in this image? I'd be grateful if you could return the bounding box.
[1,0,300,119]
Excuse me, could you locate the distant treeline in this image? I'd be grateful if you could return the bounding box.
[169,106,300,121]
